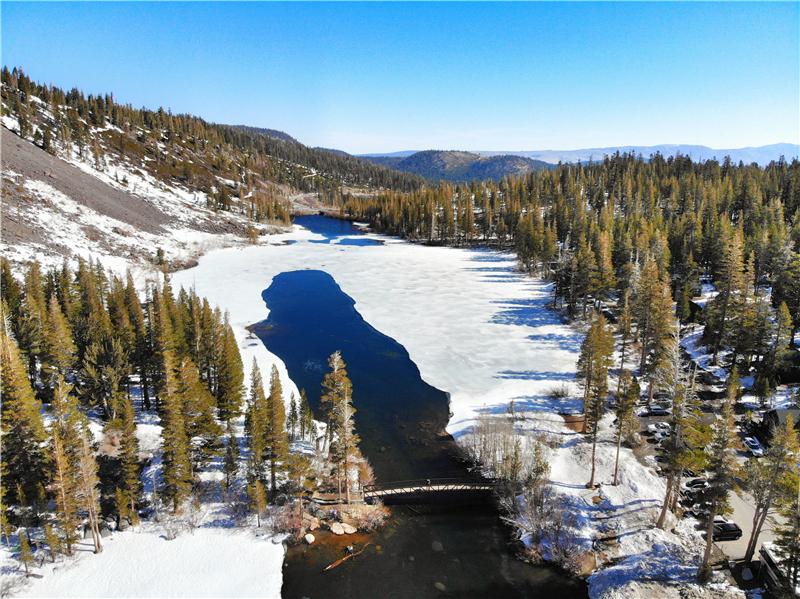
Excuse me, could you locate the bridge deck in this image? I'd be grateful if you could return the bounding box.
[363,478,499,499]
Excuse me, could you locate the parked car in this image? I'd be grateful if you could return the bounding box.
[744,436,764,457]
[647,422,671,435]
[681,478,709,494]
[649,405,672,416]
[686,501,712,518]
[712,519,743,541]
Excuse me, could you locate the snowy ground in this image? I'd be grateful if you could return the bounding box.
[6,526,284,598]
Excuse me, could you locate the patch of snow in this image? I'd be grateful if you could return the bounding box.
[8,525,283,598]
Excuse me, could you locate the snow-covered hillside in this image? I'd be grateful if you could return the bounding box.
[1,125,288,276]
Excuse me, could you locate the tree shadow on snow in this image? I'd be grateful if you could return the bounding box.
[494,370,576,382]
[476,393,583,415]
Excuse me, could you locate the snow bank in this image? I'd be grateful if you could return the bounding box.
[11,526,284,598]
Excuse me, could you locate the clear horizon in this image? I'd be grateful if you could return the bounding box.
[2,2,798,154]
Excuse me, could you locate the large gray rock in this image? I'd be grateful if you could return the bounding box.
[330,522,345,535]
[304,533,315,545]
[341,523,357,534]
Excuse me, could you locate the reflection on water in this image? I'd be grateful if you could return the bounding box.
[254,260,587,598]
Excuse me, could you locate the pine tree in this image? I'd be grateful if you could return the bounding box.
[0,257,22,326]
[287,393,298,441]
[117,395,141,524]
[265,365,288,494]
[616,291,632,397]
[150,286,175,409]
[772,489,800,596]
[755,302,794,405]
[248,479,267,528]
[612,370,638,486]
[698,379,740,581]
[223,421,240,492]
[42,294,76,380]
[741,415,799,563]
[76,434,103,553]
[81,337,129,420]
[214,317,244,422]
[17,261,48,384]
[656,358,707,529]
[0,329,48,507]
[124,273,151,410]
[578,313,615,488]
[299,389,314,443]
[43,522,61,562]
[245,359,268,483]
[773,251,800,343]
[160,352,193,511]
[49,376,82,555]
[708,225,746,363]
[175,357,222,471]
[17,530,33,576]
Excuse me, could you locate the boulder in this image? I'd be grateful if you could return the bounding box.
[117,518,130,532]
[330,522,345,535]
[341,523,357,534]
[302,515,320,531]
[431,540,444,552]
[304,533,315,545]
[100,527,112,538]
[434,582,446,592]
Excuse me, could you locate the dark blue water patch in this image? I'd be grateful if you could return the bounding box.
[336,237,384,246]
[254,269,460,481]
[293,214,368,243]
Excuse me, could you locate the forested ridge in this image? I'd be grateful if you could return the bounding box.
[0,67,423,215]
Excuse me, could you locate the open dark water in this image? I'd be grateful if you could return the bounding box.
[254,216,587,599]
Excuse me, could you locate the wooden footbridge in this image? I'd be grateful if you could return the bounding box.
[363,478,500,505]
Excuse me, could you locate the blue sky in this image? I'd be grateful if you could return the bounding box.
[2,2,798,153]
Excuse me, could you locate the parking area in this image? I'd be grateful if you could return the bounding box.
[634,405,779,563]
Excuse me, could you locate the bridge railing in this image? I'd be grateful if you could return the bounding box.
[363,478,500,493]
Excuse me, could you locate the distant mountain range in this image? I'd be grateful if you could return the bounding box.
[477,143,800,167]
[360,150,552,182]
[360,144,799,181]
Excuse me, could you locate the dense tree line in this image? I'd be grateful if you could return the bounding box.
[0,253,374,570]
[0,255,299,553]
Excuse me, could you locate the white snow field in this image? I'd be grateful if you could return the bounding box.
[12,526,284,598]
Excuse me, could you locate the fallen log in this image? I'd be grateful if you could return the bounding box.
[323,543,372,572]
